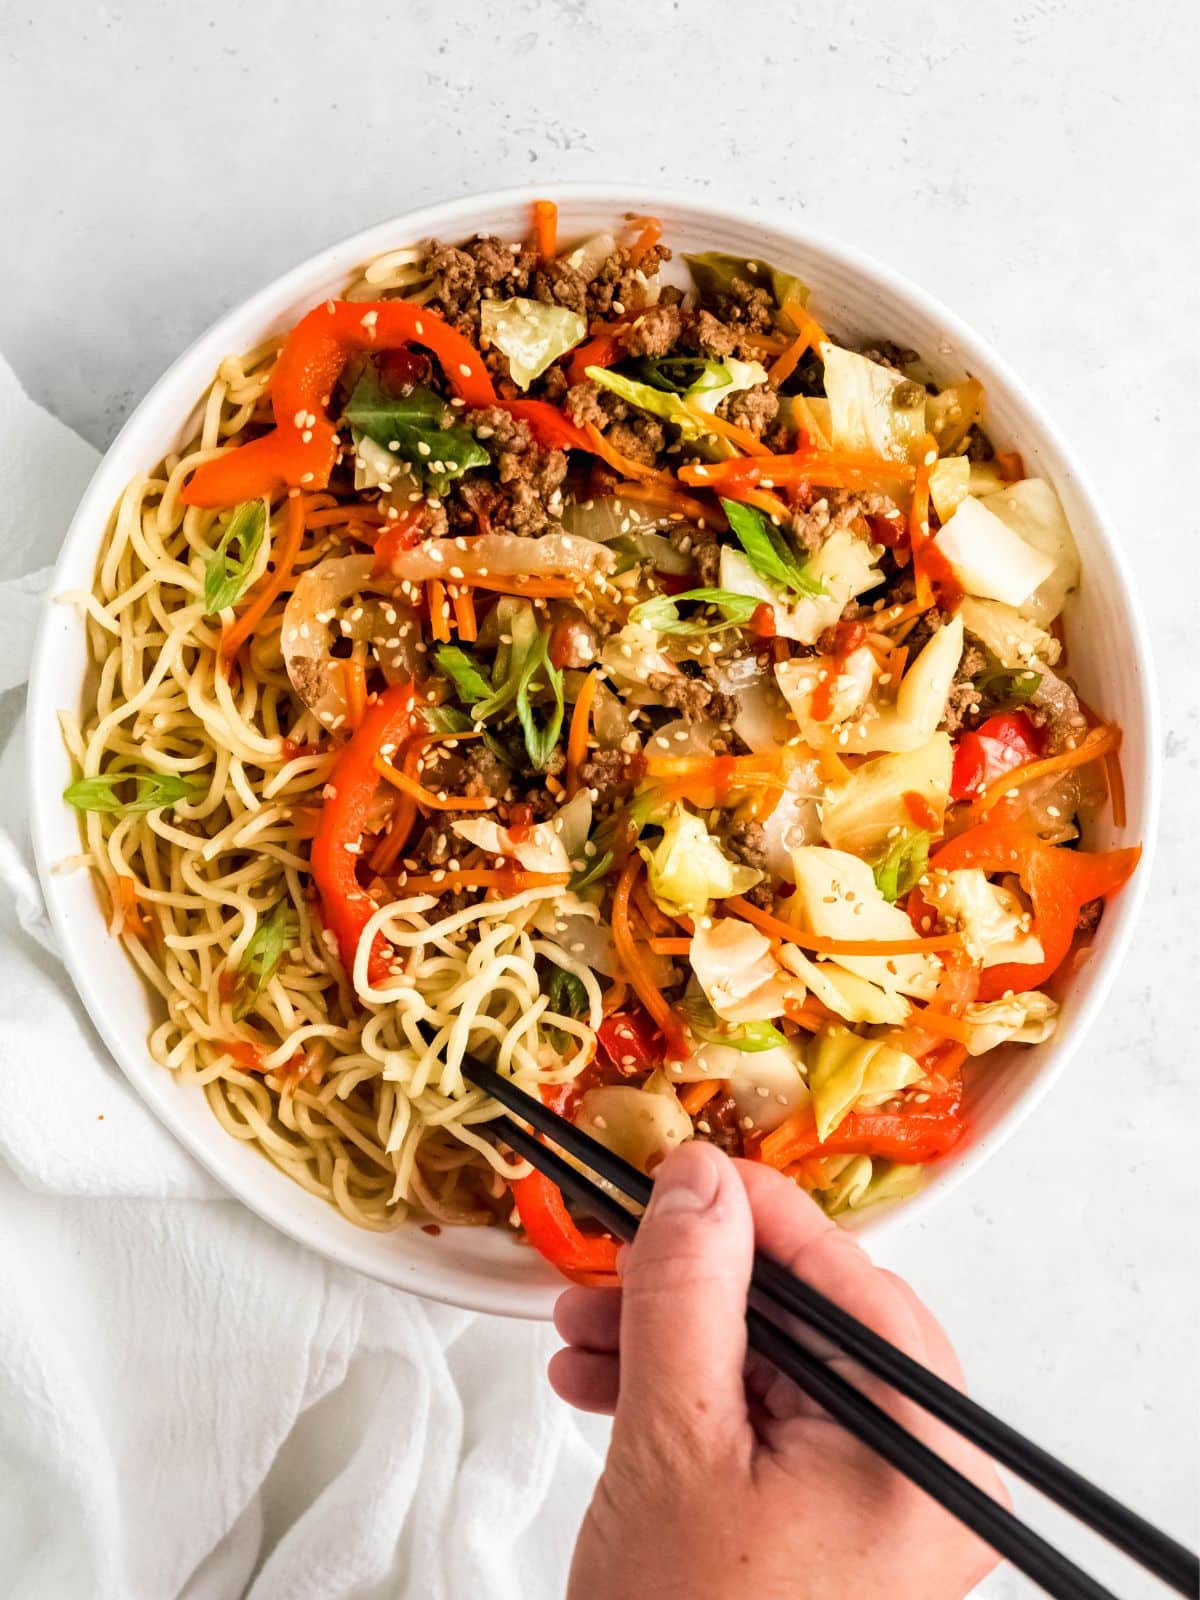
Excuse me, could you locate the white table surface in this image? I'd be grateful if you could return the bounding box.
[2,1,1196,1593]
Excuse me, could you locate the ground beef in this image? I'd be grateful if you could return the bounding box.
[940,644,988,735]
[646,671,738,724]
[606,414,666,467]
[1076,897,1104,934]
[424,235,532,327]
[535,363,569,404]
[857,340,918,372]
[578,749,635,794]
[564,381,611,431]
[530,259,589,317]
[706,276,776,334]
[461,744,512,799]
[680,308,738,359]
[965,425,995,463]
[620,301,683,359]
[1028,667,1089,753]
[584,243,672,320]
[718,382,779,438]
[790,488,898,555]
[452,406,568,536]
[693,1090,743,1157]
[723,820,769,873]
[665,521,721,586]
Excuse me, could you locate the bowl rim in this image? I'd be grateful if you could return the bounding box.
[25,180,1161,1316]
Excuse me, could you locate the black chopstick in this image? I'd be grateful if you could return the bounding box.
[491,1109,1119,1600]
[468,1058,1198,1598]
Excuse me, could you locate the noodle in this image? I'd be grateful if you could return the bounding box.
[68,312,593,1233]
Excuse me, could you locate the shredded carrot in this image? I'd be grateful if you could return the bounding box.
[341,659,367,731]
[627,214,663,267]
[427,579,451,643]
[648,936,692,956]
[875,597,930,633]
[970,723,1122,820]
[609,479,727,527]
[449,573,581,601]
[632,874,675,937]
[221,493,306,660]
[783,998,835,1033]
[304,505,386,530]
[906,1005,976,1046]
[375,754,495,811]
[909,437,935,609]
[545,772,565,798]
[112,875,149,939]
[679,1078,722,1116]
[532,199,558,262]
[584,423,674,484]
[1105,743,1127,829]
[611,857,689,1056]
[370,792,419,873]
[687,404,772,456]
[885,643,910,686]
[450,584,477,641]
[767,296,826,391]
[565,669,598,798]
[741,331,791,357]
[398,867,569,895]
[727,895,962,957]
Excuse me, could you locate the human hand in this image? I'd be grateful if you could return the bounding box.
[551,1142,1007,1600]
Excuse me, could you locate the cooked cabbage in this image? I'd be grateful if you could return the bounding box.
[961,990,1059,1054]
[819,735,952,858]
[689,917,799,1022]
[958,596,1060,669]
[980,479,1080,625]
[639,804,763,917]
[598,622,679,687]
[387,531,614,583]
[808,1024,924,1141]
[822,344,926,462]
[686,356,770,417]
[450,814,571,876]
[479,298,586,390]
[564,232,617,282]
[576,1072,693,1173]
[925,868,1044,968]
[821,1158,926,1215]
[929,455,970,522]
[926,378,984,454]
[788,847,941,999]
[836,616,964,755]
[774,645,877,742]
[778,946,910,1025]
[587,367,704,439]
[665,1038,809,1134]
[721,529,881,647]
[934,496,1057,607]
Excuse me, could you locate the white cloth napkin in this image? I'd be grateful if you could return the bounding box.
[0,356,603,1600]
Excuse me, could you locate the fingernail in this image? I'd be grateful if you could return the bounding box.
[647,1143,722,1217]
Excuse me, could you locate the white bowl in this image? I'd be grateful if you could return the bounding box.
[26,185,1158,1320]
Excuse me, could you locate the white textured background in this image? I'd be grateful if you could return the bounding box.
[2,1,1197,1594]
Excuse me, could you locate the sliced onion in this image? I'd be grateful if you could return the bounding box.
[387,531,614,582]
[591,680,635,750]
[643,717,719,759]
[761,761,824,881]
[281,555,418,726]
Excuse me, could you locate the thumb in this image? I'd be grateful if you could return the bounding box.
[614,1142,754,1452]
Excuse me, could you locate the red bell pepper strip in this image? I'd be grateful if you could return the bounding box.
[757,1054,966,1168]
[497,399,590,453]
[930,822,1140,1001]
[182,301,496,508]
[310,682,416,986]
[950,712,1043,801]
[596,1010,664,1075]
[509,1169,619,1283]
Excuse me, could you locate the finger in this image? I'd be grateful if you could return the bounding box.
[554,1285,623,1354]
[548,1347,620,1415]
[734,1160,927,1359]
[614,1142,755,1456]
[879,1271,965,1388]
